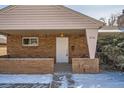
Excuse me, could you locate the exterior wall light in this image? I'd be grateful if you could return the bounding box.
[60,32,64,37]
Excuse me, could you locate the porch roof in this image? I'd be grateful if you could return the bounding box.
[0,5,104,32]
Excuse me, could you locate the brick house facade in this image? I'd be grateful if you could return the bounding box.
[7,31,89,59]
[0,6,104,73]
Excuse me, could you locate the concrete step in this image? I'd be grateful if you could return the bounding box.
[54,63,72,73]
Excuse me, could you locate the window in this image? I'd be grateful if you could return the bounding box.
[22,37,39,46]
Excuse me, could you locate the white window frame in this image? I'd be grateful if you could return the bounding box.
[22,37,39,46]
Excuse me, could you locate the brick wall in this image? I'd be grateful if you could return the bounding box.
[0,58,54,74]
[7,33,56,58]
[69,32,89,58]
[72,58,99,73]
[7,31,89,60]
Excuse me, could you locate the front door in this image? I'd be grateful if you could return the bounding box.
[56,37,69,63]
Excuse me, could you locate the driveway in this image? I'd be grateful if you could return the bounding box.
[0,72,124,88]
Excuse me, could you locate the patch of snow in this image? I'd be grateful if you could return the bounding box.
[76,85,84,88]
[72,72,124,88]
[89,84,101,88]
[59,76,68,88]
[0,74,52,84]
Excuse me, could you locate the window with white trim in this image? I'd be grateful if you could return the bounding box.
[22,37,39,46]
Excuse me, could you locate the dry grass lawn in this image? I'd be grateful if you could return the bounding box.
[0,45,7,56]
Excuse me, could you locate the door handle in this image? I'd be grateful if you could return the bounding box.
[66,49,68,56]
[66,53,68,56]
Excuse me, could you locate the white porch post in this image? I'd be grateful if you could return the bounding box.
[86,29,98,59]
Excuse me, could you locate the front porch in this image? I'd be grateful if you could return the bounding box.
[0,29,99,74]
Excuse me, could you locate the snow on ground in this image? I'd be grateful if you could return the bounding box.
[0,72,124,88]
[0,74,52,84]
[55,73,68,88]
[58,76,68,88]
[72,72,124,88]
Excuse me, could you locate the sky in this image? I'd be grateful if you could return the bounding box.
[0,5,124,20]
[66,5,124,20]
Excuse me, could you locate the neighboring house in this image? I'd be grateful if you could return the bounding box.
[0,35,7,45]
[118,10,124,29]
[0,5,104,74]
[99,26,124,32]
[0,36,7,56]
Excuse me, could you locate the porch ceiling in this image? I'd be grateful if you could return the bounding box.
[0,29,85,35]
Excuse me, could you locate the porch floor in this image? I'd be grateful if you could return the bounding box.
[54,63,72,73]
